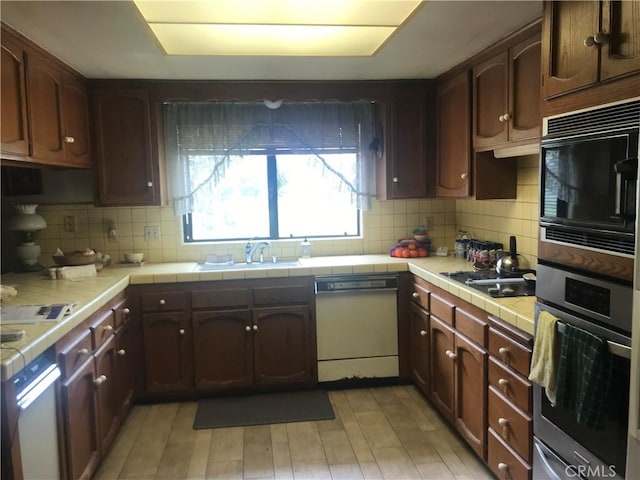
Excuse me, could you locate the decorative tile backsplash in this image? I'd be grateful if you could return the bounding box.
[2,154,538,269]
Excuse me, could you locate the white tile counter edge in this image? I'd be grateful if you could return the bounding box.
[0,255,534,381]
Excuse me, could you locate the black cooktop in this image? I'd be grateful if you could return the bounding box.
[441,270,535,298]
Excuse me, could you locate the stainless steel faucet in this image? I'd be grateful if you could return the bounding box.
[245,240,271,263]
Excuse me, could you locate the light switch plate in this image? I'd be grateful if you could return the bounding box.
[144,225,160,241]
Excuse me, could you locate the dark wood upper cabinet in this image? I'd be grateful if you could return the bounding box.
[92,89,159,206]
[61,75,92,167]
[542,0,640,99]
[379,81,435,200]
[1,33,29,158]
[509,35,542,142]
[435,71,472,198]
[473,33,541,149]
[1,24,92,167]
[26,53,65,164]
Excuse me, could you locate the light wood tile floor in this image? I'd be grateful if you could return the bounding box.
[93,385,495,480]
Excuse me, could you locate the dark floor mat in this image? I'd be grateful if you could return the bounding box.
[193,390,335,429]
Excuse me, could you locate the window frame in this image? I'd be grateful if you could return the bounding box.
[182,148,362,243]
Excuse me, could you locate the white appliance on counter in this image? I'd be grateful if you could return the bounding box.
[315,274,399,382]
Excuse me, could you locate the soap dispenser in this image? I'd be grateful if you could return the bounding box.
[301,238,311,258]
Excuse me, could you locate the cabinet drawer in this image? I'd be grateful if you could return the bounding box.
[489,327,531,377]
[141,291,188,312]
[253,285,309,306]
[410,277,430,309]
[430,292,455,325]
[192,288,250,309]
[488,386,532,462]
[90,309,115,349]
[488,356,532,413]
[455,304,487,347]
[487,428,531,480]
[58,328,93,379]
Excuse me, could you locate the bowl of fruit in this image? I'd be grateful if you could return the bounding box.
[389,239,429,258]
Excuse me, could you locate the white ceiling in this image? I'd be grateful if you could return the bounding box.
[0,0,542,80]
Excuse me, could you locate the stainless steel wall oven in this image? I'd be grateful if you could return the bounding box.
[533,265,633,480]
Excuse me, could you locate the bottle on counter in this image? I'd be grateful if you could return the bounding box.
[301,238,311,258]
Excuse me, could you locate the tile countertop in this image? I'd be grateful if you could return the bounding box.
[0,255,535,381]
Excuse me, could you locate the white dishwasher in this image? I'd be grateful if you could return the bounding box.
[315,274,399,382]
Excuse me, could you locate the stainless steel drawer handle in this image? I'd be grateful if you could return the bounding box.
[498,347,509,356]
[94,374,107,386]
[117,349,126,356]
[78,348,90,356]
[104,325,113,332]
[123,308,130,315]
[245,325,251,332]
[159,299,166,305]
[419,330,427,336]
[412,292,420,298]
[497,462,508,473]
[498,378,509,387]
[498,417,509,427]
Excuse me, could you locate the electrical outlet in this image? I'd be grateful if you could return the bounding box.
[424,216,432,230]
[144,225,160,241]
[63,215,76,233]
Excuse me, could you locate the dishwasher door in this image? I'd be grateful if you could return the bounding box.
[15,352,61,480]
[316,289,398,382]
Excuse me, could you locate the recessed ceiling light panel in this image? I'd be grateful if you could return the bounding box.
[134,0,423,56]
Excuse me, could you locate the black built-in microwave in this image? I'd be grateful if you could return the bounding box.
[540,99,639,257]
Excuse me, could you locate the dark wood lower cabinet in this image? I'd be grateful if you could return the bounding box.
[429,315,455,423]
[94,336,119,455]
[142,311,193,393]
[253,306,313,385]
[60,358,100,480]
[115,321,136,419]
[409,302,430,396]
[454,333,487,458]
[193,309,254,390]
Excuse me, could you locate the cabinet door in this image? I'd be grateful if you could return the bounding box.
[409,302,430,396]
[94,335,119,455]
[387,85,430,199]
[26,53,65,164]
[435,71,471,197]
[1,33,29,157]
[61,75,91,167]
[509,34,542,142]
[600,0,640,81]
[541,0,600,98]
[142,312,192,393]
[60,357,101,480]
[429,315,455,423]
[253,306,313,385]
[473,51,509,148]
[115,322,136,419]
[93,89,158,206]
[454,333,487,459]
[192,309,253,390]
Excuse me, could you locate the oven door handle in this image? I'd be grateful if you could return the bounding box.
[534,441,564,480]
[613,156,637,218]
[556,321,632,359]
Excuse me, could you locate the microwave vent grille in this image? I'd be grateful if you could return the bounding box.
[544,226,635,256]
[547,100,640,136]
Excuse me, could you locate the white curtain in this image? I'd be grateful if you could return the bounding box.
[163,101,379,216]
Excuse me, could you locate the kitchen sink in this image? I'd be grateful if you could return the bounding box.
[194,260,301,271]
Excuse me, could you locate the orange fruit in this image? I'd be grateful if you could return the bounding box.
[401,248,411,258]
